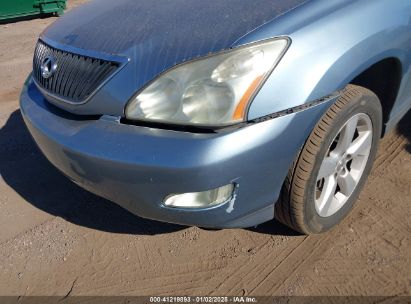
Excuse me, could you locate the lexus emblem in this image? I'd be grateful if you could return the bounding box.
[41,55,57,79]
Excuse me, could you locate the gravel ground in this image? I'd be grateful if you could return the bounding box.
[0,0,410,299]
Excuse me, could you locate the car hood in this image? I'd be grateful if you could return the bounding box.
[43,0,305,60]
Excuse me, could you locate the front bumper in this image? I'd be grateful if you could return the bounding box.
[20,77,337,228]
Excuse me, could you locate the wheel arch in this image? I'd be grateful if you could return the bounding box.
[349,57,402,135]
[307,49,405,137]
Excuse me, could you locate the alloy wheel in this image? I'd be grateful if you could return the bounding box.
[315,113,373,217]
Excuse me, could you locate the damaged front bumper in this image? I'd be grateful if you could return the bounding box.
[20,77,338,228]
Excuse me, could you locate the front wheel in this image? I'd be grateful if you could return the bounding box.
[275,85,383,234]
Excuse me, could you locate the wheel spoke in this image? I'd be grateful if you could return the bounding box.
[317,156,337,180]
[347,131,372,157]
[318,176,338,215]
[337,172,356,196]
[336,116,358,153]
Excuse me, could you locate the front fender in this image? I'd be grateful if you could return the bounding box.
[240,0,411,120]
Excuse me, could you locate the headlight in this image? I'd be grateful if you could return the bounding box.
[126,38,289,126]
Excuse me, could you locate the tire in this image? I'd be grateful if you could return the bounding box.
[275,84,383,234]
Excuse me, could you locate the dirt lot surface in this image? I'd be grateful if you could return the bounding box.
[0,0,410,299]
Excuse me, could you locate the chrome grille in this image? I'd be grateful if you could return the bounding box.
[33,40,119,103]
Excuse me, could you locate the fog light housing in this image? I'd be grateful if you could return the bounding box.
[163,184,235,209]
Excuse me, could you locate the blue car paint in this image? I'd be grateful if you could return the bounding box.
[20,0,411,228]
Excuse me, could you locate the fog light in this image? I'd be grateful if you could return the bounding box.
[163,184,235,209]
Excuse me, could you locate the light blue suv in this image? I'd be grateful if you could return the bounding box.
[20,0,411,234]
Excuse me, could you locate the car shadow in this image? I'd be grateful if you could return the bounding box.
[0,110,185,235]
[397,109,411,153]
[247,220,301,236]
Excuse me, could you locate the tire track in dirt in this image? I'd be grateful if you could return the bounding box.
[210,238,302,295]
[284,202,410,296]
[249,234,333,295]
[374,131,407,172]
